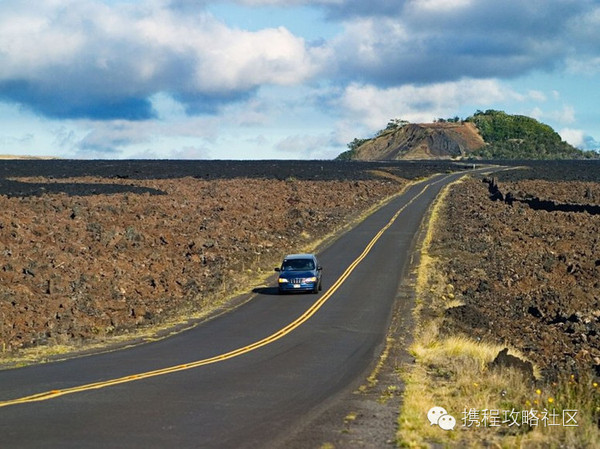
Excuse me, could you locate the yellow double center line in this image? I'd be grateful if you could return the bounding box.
[0,178,441,408]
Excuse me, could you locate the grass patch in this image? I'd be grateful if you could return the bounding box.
[397,177,600,448]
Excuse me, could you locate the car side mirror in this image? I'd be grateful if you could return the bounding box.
[274,267,280,272]
[317,266,323,271]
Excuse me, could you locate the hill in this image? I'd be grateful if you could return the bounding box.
[338,110,599,160]
[338,121,484,161]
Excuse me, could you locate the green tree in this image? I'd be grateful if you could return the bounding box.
[466,110,596,160]
[336,138,371,160]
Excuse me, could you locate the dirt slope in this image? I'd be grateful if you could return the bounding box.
[352,122,485,160]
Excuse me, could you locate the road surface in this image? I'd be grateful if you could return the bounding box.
[0,169,486,448]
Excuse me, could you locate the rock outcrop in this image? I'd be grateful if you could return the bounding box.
[349,122,485,160]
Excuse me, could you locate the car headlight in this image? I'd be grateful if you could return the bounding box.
[278,278,288,283]
[304,277,317,283]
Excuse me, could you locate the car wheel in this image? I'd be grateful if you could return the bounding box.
[318,280,322,291]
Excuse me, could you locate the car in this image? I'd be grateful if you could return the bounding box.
[275,253,323,294]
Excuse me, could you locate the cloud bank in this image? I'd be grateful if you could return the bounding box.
[1,0,599,157]
[1,0,598,121]
[0,0,319,119]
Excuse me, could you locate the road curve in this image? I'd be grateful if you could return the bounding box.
[0,169,486,448]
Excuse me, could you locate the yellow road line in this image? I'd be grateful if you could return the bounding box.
[0,177,443,408]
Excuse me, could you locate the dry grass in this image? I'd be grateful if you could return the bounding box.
[397,177,600,448]
[0,155,59,160]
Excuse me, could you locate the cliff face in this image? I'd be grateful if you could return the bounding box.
[351,122,485,160]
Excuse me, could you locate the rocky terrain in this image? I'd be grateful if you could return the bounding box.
[434,162,600,380]
[0,160,461,358]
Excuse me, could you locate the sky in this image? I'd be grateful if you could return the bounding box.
[1,0,599,160]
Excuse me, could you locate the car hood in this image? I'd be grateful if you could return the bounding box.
[279,270,316,278]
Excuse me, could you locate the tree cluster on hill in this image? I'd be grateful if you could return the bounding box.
[434,117,462,123]
[336,138,368,160]
[465,110,597,160]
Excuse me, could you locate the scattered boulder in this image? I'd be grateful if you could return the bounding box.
[488,348,535,381]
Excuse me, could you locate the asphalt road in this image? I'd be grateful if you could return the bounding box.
[0,169,485,448]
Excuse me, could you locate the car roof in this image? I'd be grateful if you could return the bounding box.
[283,253,316,260]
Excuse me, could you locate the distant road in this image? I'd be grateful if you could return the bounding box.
[0,168,492,448]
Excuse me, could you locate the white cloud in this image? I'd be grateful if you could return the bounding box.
[234,0,343,5]
[337,79,517,131]
[559,128,585,147]
[531,105,576,126]
[529,107,544,121]
[527,90,547,102]
[414,0,474,12]
[0,0,321,119]
[275,133,336,158]
[321,0,600,86]
[0,3,87,75]
[566,4,600,45]
[559,128,600,151]
[192,25,316,91]
[552,105,576,124]
[0,133,34,147]
[168,145,213,159]
[78,120,157,152]
[566,57,600,75]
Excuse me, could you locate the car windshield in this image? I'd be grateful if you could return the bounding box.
[282,259,315,271]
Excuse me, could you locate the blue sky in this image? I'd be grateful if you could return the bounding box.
[1,0,599,159]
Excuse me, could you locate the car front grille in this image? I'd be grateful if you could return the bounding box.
[289,278,304,284]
